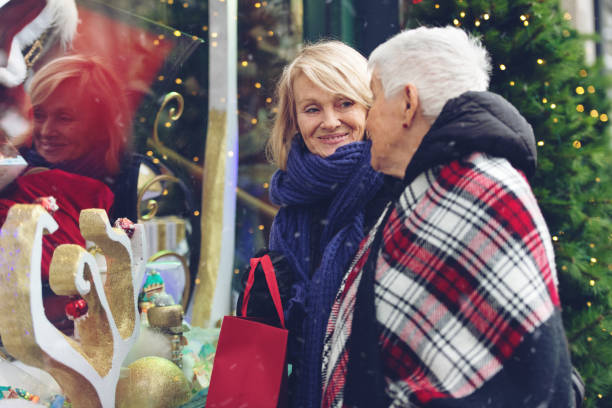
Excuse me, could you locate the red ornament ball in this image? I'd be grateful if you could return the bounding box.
[65,298,88,320]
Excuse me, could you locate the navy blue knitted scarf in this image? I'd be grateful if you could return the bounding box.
[269,139,383,408]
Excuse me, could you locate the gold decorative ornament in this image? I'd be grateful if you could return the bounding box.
[148,304,184,328]
[0,205,147,408]
[115,356,191,408]
[136,174,180,221]
[147,92,203,178]
[147,304,188,368]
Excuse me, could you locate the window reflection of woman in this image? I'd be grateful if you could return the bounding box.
[1,55,129,335]
[21,54,128,182]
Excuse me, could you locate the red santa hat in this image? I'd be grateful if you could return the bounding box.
[0,0,78,87]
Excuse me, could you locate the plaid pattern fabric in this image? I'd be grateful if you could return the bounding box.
[321,153,560,408]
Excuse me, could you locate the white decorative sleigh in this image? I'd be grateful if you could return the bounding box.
[0,205,155,407]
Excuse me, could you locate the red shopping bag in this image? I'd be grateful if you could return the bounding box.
[206,255,288,408]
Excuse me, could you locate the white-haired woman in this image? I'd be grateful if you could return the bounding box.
[321,26,575,408]
[240,41,396,408]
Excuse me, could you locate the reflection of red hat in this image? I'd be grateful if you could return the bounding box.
[0,0,78,87]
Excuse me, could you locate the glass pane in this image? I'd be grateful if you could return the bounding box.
[234,0,301,282]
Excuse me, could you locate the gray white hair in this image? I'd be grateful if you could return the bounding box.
[368,26,491,124]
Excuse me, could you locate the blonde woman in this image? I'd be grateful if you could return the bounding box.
[257,41,396,408]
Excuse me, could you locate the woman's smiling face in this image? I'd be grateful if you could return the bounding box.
[31,81,98,164]
[293,73,367,158]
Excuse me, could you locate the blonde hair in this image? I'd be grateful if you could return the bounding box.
[267,41,371,170]
[28,54,129,176]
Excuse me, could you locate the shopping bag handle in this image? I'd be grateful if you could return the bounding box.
[241,254,286,329]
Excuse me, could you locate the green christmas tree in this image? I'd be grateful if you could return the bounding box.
[404,1,612,406]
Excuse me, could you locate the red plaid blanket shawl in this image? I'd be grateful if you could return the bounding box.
[321,153,560,407]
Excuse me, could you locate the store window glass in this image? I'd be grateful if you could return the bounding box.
[234,0,301,285]
[0,0,301,313]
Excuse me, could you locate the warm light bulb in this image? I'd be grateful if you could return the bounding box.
[499,64,506,70]
[536,58,544,65]
[474,20,481,27]
[453,18,460,26]
[254,82,262,89]
[537,140,544,146]
[523,20,529,26]
[542,98,548,103]
[509,81,515,86]
[483,13,490,20]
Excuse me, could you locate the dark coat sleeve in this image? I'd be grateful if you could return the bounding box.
[421,311,576,408]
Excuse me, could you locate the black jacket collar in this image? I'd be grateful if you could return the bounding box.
[403,91,536,185]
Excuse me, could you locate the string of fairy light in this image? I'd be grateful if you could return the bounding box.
[431,2,611,394]
[441,4,610,135]
[236,0,276,234]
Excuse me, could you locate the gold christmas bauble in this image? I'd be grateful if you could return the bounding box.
[116,356,191,408]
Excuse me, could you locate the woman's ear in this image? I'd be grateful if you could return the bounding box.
[402,83,420,127]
